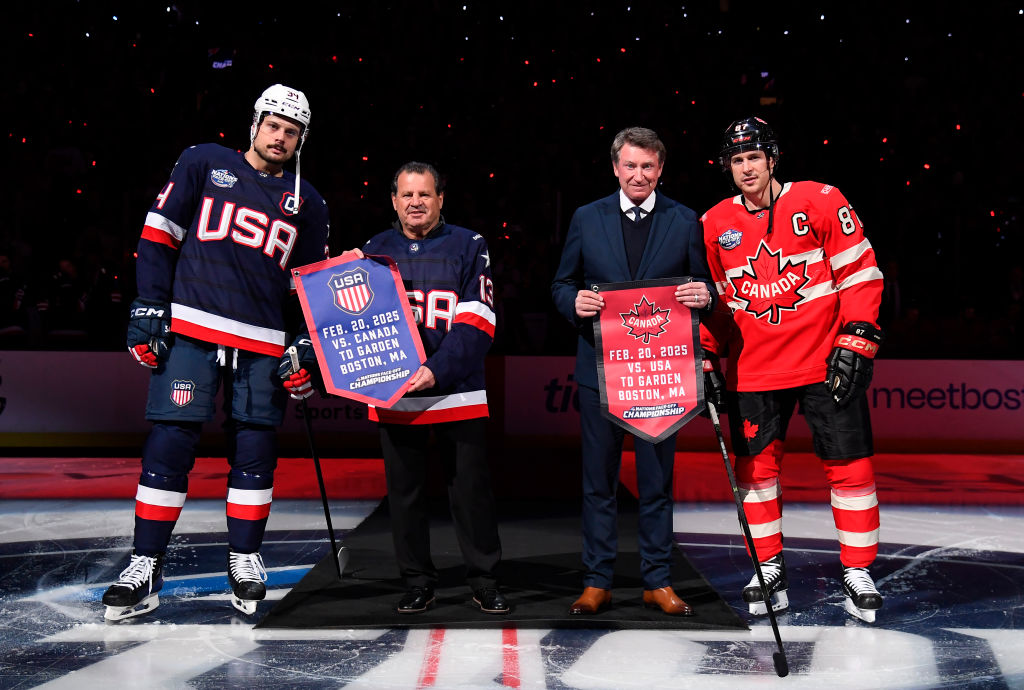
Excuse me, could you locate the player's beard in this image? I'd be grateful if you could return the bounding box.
[254,142,294,169]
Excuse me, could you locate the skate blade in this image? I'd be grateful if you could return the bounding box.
[748,590,789,616]
[231,595,258,615]
[104,594,159,622]
[844,597,877,623]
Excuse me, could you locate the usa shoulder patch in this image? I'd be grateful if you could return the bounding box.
[210,169,238,188]
[718,228,743,250]
[820,184,834,195]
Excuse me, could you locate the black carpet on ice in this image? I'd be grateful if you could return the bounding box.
[257,491,746,630]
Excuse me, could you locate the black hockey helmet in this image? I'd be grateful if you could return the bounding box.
[718,116,779,171]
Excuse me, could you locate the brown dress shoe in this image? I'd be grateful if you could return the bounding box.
[642,586,694,616]
[568,586,612,615]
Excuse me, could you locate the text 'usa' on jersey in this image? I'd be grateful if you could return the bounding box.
[362,222,495,391]
[135,144,330,357]
[699,181,883,391]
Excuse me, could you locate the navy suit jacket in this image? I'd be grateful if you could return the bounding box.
[551,191,714,390]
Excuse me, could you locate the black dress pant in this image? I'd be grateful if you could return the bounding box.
[379,417,501,590]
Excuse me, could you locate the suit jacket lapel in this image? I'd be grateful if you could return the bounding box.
[599,195,630,282]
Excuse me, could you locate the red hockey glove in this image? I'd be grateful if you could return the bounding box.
[126,298,171,368]
[825,321,884,407]
[282,368,314,400]
[277,335,318,400]
[701,354,725,415]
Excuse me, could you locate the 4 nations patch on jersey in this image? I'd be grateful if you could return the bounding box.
[209,169,238,188]
[717,228,742,250]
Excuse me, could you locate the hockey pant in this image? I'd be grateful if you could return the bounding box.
[735,439,879,567]
[133,421,277,556]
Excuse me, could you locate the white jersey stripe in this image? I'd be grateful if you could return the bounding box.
[226,487,274,505]
[836,266,885,291]
[144,212,188,242]
[372,389,487,413]
[830,239,874,270]
[171,303,287,346]
[454,300,496,327]
[136,485,187,507]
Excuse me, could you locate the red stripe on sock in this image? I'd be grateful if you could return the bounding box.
[135,501,182,522]
[225,502,272,520]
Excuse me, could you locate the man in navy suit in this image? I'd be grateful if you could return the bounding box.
[551,126,714,616]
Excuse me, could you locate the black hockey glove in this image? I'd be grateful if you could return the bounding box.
[701,354,725,416]
[277,333,319,400]
[825,321,884,407]
[127,298,171,368]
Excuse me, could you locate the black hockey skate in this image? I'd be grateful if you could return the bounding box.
[102,551,164,622]
[842,566,883,623]
[742,553,789,616]
[228,551,267,615]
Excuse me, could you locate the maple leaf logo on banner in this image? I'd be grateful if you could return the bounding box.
[729,240,811,325]
[619,296,671,343]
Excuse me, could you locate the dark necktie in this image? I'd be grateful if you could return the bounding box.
[631,206,643,222]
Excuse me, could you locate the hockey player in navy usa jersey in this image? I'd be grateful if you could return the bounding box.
[353,161,507,615]
[102,84,330,621]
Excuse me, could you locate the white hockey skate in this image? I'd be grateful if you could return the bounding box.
[842,566,883,623]
[228,551,267,615]
[742,553,789,616]
[102,551,164,622]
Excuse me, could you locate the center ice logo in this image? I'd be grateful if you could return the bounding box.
[329,268,373,315]
[619,296,670,344]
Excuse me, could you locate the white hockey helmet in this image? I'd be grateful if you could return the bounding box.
[250,83,311,148]
[250,84,311,215]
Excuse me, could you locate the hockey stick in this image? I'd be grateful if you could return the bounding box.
[288,347,349,580]
[707,400,789,678]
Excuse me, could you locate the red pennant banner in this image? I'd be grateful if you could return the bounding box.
[592,278,705,443]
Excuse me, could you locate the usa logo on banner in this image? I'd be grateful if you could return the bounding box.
[293,252,426,407]
[592,277,704,443]
[331,267,373,314]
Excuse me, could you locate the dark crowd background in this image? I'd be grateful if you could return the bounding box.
[1,1,1021,359]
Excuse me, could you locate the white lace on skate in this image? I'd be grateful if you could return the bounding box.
[842,566,882,623]
[103,553,160,621]
[229,552,267,584]
[743,555,789,616]
[115,553,157,589]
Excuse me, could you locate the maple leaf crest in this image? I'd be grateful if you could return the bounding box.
[728,240,811,325]
[742,419,759,441]
[619,296,670,343]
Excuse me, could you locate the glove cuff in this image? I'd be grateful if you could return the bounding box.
[833,321,883,359]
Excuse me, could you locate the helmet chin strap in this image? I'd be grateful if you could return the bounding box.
[291,149,302,215]
[765,155,777,238]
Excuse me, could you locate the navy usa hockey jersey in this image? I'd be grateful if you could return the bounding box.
[136,144,330,357]
[362,222,495,424]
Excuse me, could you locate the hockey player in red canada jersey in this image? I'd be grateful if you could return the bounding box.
[101,84,330,621]
[700,117,886,623]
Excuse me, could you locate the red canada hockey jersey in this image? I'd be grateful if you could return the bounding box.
[700,181,883,391]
